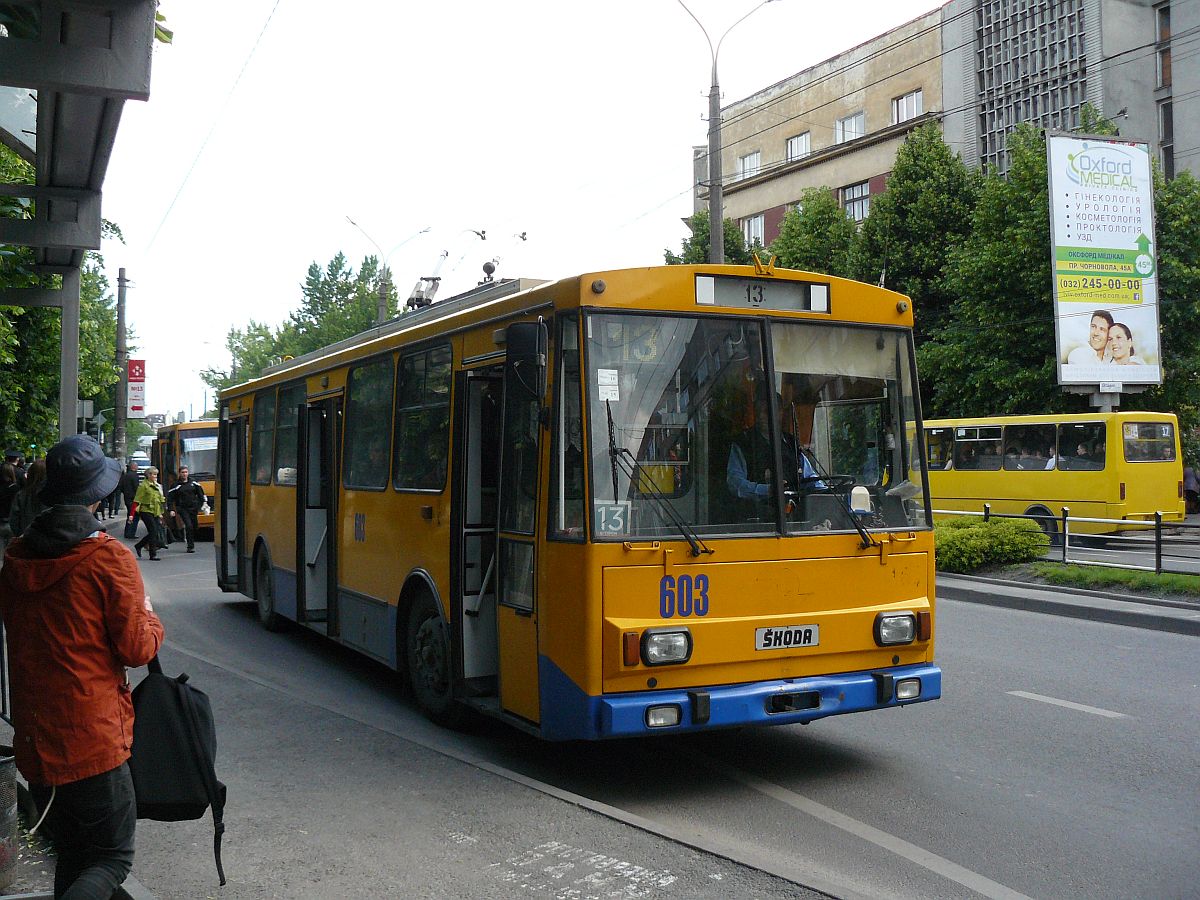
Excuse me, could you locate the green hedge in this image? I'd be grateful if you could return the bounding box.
[934,517,1050,574]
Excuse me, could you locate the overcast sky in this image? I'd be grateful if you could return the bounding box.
[98,0,939,418]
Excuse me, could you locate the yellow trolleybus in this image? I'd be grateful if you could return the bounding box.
[152,420,218,533]
[924,411,1185,538]
[216,263,941,739]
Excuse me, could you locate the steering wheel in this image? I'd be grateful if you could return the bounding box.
[797,474,856,493]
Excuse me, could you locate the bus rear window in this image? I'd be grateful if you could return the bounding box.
[1124,422,1175,462]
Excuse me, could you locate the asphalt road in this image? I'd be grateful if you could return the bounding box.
[129,540,1200,900]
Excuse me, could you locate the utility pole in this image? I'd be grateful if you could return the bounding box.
[707,70,723,264]
[377,269,390,326]
[677,0,783,265]
[114,268,129,462]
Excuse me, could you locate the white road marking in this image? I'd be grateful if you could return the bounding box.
[1007,690,1127,718]
[694,754,1034,900]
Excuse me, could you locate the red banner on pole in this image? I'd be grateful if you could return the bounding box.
[128,359,146,419]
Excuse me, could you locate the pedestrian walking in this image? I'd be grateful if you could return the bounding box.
[7,458,47,538]
[129,466,167,561]
[104,459,122,519]
[166,465,206,553]
[0,434,164,899]
[118,461,140,522]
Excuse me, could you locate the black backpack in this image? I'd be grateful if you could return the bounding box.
[129,656,227,885]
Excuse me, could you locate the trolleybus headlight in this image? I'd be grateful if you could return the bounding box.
[895,678,921,701]
[874,612,916,646]
[641,628,692,666]
[646,705,682,728]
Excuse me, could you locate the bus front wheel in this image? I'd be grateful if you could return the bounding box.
[255,550,283,632]
[406,593,468,728]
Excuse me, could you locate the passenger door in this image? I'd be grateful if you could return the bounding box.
[217,415,247,592]
[296,396,341,634]
[495,322,547,724]
[453,371,502,692]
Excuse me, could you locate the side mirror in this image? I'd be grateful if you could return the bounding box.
[505,319,548,403]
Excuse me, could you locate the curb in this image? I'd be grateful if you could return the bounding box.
[951,572,1200,611]
[936,573,1200,637]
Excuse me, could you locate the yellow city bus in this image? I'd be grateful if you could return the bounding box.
[924,412,1185,538]
[216,263,941,739]
[152,420,218,534]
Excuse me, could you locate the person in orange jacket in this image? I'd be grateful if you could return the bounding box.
[0,435,164,899]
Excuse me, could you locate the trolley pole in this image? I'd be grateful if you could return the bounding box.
[114,268,129,462]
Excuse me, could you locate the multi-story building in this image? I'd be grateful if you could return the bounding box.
[702,0,1196,248]
[942,0,1196,177]
[707,7,943,248]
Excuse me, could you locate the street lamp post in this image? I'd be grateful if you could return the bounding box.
[677,0,782,264]
[345,218,432,325]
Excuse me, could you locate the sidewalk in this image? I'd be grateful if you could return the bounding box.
[937,572,1200,636]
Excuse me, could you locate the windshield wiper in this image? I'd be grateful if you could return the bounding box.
[605,401,712,557]
[795,431,879,550]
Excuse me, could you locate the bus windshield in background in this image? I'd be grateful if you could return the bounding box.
[180,432,219,479]
[1124,422,1175,462]
[586,313,926,541]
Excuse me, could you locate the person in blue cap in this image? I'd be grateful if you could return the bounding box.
[0,434,163,899]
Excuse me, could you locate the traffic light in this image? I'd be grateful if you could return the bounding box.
[84,418,99,439]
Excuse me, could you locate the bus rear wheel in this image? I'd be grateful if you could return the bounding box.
[406,592,468,728]
[1026,506,1059,548]
[255,550,283,632]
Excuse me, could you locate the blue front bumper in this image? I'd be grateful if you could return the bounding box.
[537,659,942,740]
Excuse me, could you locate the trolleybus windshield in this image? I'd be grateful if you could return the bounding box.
[586,313,927,540]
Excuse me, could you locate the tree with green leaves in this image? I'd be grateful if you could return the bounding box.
[664,210,756,265]
[277,253,392,359]
[200,253,394,393]
[1143,170,1200,463]
[851,123,979,343]
[919,124,1067,418]
[768,187,857,278]
[0,144,126,456]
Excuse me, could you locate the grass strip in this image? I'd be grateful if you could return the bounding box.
[1030,562,1200,597]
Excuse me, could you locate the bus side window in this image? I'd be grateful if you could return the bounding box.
[550,314,585,539]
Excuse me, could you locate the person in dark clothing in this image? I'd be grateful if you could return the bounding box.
[7,458,47,538]
[118,461,140,520]
[0,434,164,900]
[0,461,20,548]
[4,449,26,485]
[166,465,206,552]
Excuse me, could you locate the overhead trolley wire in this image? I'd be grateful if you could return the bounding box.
[145,0,287,252]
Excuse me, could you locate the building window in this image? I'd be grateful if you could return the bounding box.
[891,89,924,125]
[835,112,865,144]
[741,214,764,247]
[736,151,760,180]
[785,132,810,161]
[1159,101,1174,179]
[1157,3,1171,41]
[1157,44,1172,87]
[840,182,870,222]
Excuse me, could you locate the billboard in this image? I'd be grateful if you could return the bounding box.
[127,358,146,419]
[1047,134,1161,388]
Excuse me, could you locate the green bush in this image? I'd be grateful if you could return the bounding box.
[934,517,1049,574]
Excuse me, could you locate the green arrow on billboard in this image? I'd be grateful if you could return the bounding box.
[1135,233,1152,254]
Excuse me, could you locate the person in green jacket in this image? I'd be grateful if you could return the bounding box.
[129,466,167,560]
